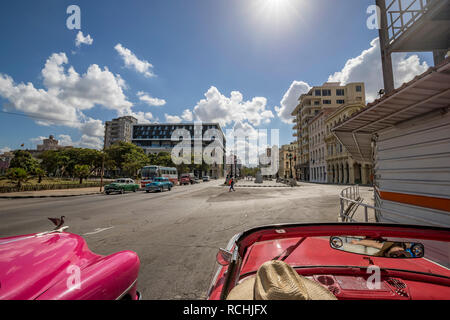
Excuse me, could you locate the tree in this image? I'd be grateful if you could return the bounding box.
[34,167,46,184]
[6,168,29,188]
[74,164,91,184]
[105,142,149,174]
[9,150,39,174]
[123,150,149,178]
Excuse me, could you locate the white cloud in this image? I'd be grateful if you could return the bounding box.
[137,91,166,106]
[0,147,12,153]
[277,38,430,123]
[328,38,429,102]
[114,43,155,78]
[275,81,311,124]
[75,31,93,47]
[192,86,274,127]
[164,114,182,124]
[127,111,154,124]
[181,109,193,121]
[0,52,138,148]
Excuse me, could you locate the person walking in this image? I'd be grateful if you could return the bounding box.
[229,177,236,192]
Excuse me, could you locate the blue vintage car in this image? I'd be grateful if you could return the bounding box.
[145,177,173,193]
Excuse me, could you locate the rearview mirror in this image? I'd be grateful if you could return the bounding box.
[330,236,425,258]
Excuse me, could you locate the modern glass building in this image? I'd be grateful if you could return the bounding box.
[132,122,226,178]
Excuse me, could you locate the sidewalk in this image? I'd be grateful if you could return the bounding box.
[0,187,102,199]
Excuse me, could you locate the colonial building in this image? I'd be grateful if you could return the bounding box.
[279,143,297,179]
[292,82,366,181]
[104,116,138,149]
[0,151,14,175]
[325,102,372,185]
[309,110,332,183]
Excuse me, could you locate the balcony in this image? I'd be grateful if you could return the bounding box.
[383,0,450,52]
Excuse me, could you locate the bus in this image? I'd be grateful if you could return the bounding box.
[140,166,178,188]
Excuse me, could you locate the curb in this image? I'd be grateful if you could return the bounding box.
[0,192,102,199]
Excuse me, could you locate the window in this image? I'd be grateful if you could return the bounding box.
[337,100,345,104]
[336,89,345,96]
[322,89,331,96]
[323,100,331,105]
[356,85,362,92]
[315,89,321,96]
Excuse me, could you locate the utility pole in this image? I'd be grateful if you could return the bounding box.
[100,151,105,193]
[376,0,395,94]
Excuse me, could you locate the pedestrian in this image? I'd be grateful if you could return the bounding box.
[229,177,235,192]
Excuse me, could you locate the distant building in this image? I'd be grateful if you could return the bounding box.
[291,82,366,181]
[37,135,71,152]
[104,116,138,149]
[132,123,226,178]
[279,143,297,179]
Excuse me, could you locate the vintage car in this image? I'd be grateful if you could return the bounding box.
[208,223,450,300]
[202,176,210,182]
[180,173,192,186]
[145,177,173,193]
[105,178,140,195]
[0,222,141,300]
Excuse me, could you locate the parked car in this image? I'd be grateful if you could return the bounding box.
[105,178,140,195]
[202,176,210,182]
[145,177,173,193]
[0,223,141,300]
[180,173,193,185]
[208,223,450,300]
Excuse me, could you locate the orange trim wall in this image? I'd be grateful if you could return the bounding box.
[380,191,450,212]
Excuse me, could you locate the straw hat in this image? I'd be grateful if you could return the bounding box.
[227,260,337,300]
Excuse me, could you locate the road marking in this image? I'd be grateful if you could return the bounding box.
[83,227,114,235]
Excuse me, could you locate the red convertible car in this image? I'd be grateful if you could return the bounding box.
[0,223,141,300]
[208,223,450,300]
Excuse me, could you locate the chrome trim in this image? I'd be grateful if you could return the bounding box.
[206,232,241,298]
[115,279,138,300]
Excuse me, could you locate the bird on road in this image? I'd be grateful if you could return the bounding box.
[48,216,65,230]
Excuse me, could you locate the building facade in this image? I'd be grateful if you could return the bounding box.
[104,116,138,149]
[132,122,226,178]
[325,102,372,185]
[309,110,332,183]
[292,82,366,181]
[279,143,297,179]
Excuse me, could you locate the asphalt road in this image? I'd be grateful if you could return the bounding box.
[0,181,347,299]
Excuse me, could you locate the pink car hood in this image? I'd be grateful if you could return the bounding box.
[0,232,101,300]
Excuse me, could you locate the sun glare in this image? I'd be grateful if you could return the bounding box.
[251,0,302,30]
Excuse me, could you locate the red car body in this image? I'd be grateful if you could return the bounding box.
[208,223,450,300]
[0,230,140,300]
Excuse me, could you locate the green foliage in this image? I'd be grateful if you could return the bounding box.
[74,164,91,184]
[6,168,29,188]
[240,166,259,177]
[105,142,149,173]
[34,167,46,184]
[9,150,39,174]
[39,148,104,177]
[122,150,149,178]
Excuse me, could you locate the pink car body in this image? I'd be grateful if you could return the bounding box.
[0,231,140,300]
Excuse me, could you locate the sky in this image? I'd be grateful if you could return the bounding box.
[0,0,433,154]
